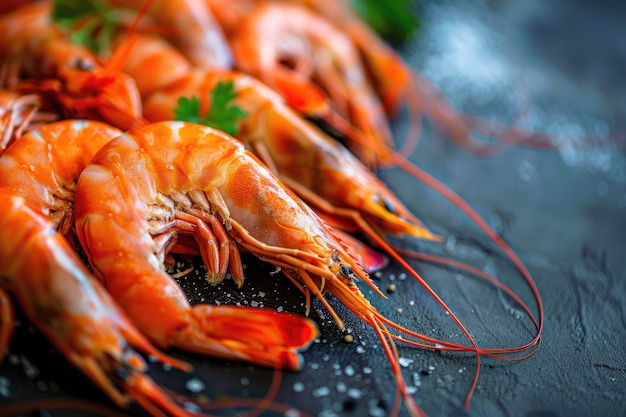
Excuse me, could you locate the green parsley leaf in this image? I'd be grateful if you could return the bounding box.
[174,81,248,137]
[51,0,126,54]
[348,0,420,43]
[173,96,202,125]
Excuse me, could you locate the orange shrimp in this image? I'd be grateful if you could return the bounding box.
[0,1,145,131]
[229,2,394,168]
[106,0,232,70]
[141,69,442,242]
[72,121,527,417]
[0,188,197,417]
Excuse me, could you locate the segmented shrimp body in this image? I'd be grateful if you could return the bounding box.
[0,1,145,131]
[113,34,194,100]
[230,2,394,168]
[0,188,196,417]
[0,119,123,235]
[140,67,440,243]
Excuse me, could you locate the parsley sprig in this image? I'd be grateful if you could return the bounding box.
[51,0,127,53]
[173,81,248,136]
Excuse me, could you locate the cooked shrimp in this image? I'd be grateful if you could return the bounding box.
[0,188,196,417]
[72,126,320,371]
[0,1,145,131]
[73,121,514,417]
[106,0,232,69]
[140,68,442,243]
[230,2,393,168]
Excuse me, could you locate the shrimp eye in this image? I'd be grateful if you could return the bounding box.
[73,57,95,71]
[375,193,397,214]
[340,264,353,278]
[382,196,397,214]
[115,367,130,380]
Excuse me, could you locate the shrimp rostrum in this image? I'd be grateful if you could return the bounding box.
[0,188,197,417]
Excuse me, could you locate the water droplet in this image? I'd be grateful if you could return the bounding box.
[293,382,305,393]
[0,377,11,398]
[517,160,536,184]
[183,402,202,413]
[285,409,301,417]
[185,377,205,393]
[444,236,457,254]
[399,357,414,367]
[347,388,363,399]
[313,386,331,398]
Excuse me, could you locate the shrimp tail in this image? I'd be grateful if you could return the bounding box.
[173,305,319,371]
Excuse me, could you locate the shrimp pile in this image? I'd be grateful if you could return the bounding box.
[0,1,544,417]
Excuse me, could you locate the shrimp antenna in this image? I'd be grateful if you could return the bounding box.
[387,150,544,348]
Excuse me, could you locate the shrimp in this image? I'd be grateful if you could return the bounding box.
[0,1,145,131]
[229,2,394,168]
[73,121,522,417]
[106,0,233,69]
[0,188,197,417]
[141,69,442,242]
